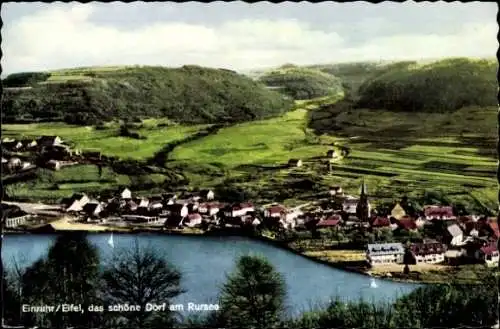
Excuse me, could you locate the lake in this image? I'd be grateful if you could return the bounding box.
[2,233,421,316]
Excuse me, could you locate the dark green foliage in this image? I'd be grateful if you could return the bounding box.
[2,66,294,125]
[101,239,185,328]
[356,58,497,112]
[259,66,343,100]
[218,255,287,329]
[2,72,51,87]
[20,232,103,329]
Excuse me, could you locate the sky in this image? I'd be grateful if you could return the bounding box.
[2,1,498,75]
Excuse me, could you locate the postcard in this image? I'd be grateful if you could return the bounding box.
[1,2,498,328]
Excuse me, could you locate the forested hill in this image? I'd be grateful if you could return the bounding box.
[354,58,497,112]
[2,65,294,125]
[257,64,343,100]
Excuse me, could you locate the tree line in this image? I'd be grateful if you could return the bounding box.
[258,65,343,100]
[2,65,294,126]
[2,233,498,329]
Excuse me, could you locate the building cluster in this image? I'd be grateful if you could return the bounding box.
[56,187,308,231]
[1,135,105,174]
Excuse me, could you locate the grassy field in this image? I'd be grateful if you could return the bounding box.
[2,95,497,211]
[2,122,207,160]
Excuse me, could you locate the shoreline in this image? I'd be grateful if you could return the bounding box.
[5,224,447,285]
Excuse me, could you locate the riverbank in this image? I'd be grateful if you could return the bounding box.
[10,220,490,284]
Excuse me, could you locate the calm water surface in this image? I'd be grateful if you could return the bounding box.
[2,233,421,316]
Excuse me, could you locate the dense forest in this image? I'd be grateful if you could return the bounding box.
[2,65,294,125]
[354,58,497,112]
[257,64,343,100]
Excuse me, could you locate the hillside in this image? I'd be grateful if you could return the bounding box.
[308,61,418,96]
[257,65,343,100]
[2,65,294,125]
[355,58,497,112]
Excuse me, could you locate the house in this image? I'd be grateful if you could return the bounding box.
[486,221,499,240]
[446,223,465,246]
[169,204,189,218]
[184,213,203,227]
[264,205,287,218]
[224,203,254,218]
[366,242,405,266]
[21,161,32,170]
[286,209,303,222]
[342,196,359,214]
[7,157,22,172]
[65,193,90,212]
[326,149,338,158]
[46,160,61,170]
[328,186,343,197]
[475,242,499,267]
[198,202,221,216]
[288,159,303,168]
[125,200,138,212]
[424,205,455,220]
[200,189,215,201]
[121,188,132,200]
[82,202,103,218]
[3,140,23,151]
[397,217,418,232]
[391,203,406,220]
[370,216,391,228]
[409,240,446,264]
[37,136,63,147]
[1,157,8,171]
[414,217,426,228]
[137,198,150,208]
[316,215,343,229]
[22,139,38,150]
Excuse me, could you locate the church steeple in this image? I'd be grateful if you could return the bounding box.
[356,178,370,221]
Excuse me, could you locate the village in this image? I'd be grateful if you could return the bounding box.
[2,135,499,271]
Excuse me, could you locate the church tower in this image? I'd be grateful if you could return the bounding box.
[356,178,371,221]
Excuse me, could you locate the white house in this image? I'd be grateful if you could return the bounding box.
[447,224,464,246]
[342,196,359,214]
[66,194,90,212]
[184,213,202,227]
[170,204,189,218]
[329,186,343,197]
[121,188,132,200]
[264,205,287,218]
[5,215,30,228]
[225,203,254,218]
[366,242,405,266]
[198,203,220,216]
[200,189,215,201]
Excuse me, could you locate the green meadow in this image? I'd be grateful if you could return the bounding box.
[3,98,497,211]
[2,122,207,160]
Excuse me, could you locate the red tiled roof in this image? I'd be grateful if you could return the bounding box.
[411,242,446,256]
[480,242,498,255]
[488,222,499,238]
[424,205,454,218]
[268,205,287,214]
[398,218,417,230]
[188,213,202,220]
[317,216,342,227]
[371,216,391,227]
